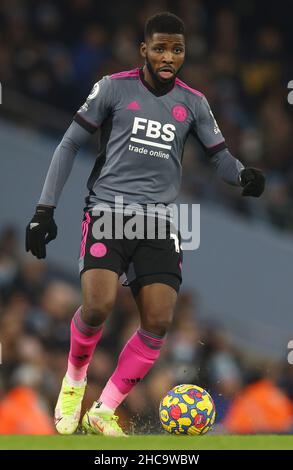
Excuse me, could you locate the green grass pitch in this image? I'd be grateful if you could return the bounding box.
[0,435,292,450]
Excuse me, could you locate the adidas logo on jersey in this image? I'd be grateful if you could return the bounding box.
[127,101,141,110]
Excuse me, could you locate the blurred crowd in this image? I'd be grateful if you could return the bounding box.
[1,0,293,230]
[0,226,293,434]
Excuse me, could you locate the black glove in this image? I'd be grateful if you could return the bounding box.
[239,168,265,197]
[25,205,57,259]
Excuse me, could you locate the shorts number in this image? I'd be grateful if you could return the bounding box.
[170,233,180,253]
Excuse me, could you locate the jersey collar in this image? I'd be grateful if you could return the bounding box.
[139,68,175,97]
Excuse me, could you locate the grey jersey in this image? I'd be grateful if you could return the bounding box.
[38,68,243,211]
[74,68,231,209]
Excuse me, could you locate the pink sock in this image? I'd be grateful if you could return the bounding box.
[67,307,103,381]
[99,328,165,410]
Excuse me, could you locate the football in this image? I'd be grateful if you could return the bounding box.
[159,384,216,435]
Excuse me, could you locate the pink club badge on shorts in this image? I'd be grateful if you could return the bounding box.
[90,242,107,258]
[172,105,188,122]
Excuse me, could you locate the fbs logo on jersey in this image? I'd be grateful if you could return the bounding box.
[131,117,175,149]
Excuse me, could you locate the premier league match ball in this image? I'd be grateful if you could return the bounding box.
[159,384,216,435]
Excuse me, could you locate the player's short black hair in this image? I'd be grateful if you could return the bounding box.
[144,12,185,41]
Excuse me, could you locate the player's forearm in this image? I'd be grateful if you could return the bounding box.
[210,148,244,186]
[38,121,90,207]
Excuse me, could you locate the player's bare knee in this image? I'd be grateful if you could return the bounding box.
[81,300,113,327]
[142,316,172,337]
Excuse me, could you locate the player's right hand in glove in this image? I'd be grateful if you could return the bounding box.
[239,168,265,197]
[25,205,57,259]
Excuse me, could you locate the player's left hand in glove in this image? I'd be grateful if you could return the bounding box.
[239,168,265,197]
[25,205,57,259]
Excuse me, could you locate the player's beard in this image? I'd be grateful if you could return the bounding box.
[146,56,183,91]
